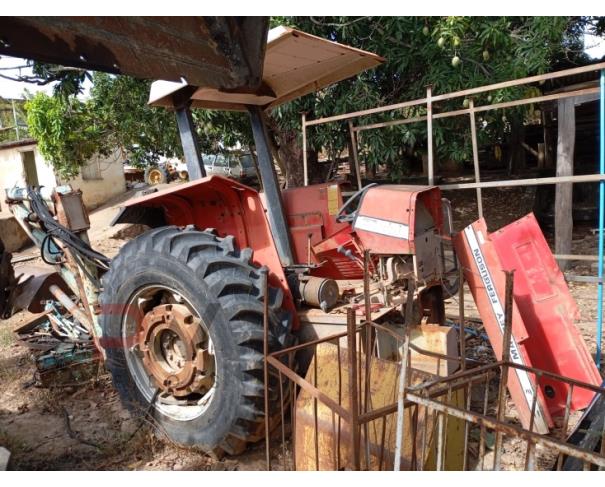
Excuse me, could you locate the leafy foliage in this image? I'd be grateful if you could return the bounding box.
[20,16,604,182]
[270,16,600,178]
[25,93,106,179]
[25,74,184,178]
[0,60,91,98]
[0,98,28,144]
[89,73,182,167]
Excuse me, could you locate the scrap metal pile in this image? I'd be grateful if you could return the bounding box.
[262,214,605,471]
[0,17,602,470]
[13,299,98,387]
[3,186,103,387]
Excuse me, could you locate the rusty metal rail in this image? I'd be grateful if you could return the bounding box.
[262,261,605,470]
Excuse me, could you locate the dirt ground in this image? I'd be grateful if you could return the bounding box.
[0,181,603,470]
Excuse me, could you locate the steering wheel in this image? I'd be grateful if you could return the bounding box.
[336,183,377,223]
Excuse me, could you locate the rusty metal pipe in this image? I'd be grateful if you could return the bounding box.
[270,329,352,357]
[557,384,575,470]
[458,265,466,372]
[266,355,350,420]
[508,362,605,395]
[406,392,605,469]
[494,270,515,470]
[394,279,415,471]
[362,251,372,468]
[346,307,361,470]
[436,412,445,471]
[278,369,287,471]
[48,284,93,334]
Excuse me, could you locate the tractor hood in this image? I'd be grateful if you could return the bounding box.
[148,26,384,111]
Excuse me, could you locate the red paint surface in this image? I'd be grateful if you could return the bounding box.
[454,219,552,432]
[354,185,443,255]
[121,175,298,328]
[491,213,601,414]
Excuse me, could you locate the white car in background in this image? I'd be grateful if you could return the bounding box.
[203,152,258,184]
[137,153,258,186]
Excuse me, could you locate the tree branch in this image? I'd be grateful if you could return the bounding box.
[310,16,369,28]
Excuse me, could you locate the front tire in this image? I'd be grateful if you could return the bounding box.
[99,226,291,456]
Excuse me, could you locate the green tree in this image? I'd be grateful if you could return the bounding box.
[89,73,182,166]
[21,17,604,184]
[25,74,184,178]
[269,16,601,184]
[25,92,106,179]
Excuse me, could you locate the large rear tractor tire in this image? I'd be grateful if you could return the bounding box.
[99,226,292,457]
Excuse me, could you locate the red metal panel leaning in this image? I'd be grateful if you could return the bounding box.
[454,219,552,433]
[490,213,601,415]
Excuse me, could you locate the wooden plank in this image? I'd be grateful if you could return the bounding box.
[555,97,575,270]
[469,100,483,219]
[431,61,605,103]
[439,173,605,190]
[427,86,434,186]
[305,97,427,126]
[555,254,599,262]
[348,121,362,190]
[302,112,308,186]
[351,87,599,134]
[305,63,605,127]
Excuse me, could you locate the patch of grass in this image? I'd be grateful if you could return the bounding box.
[0,428,29,455]
[0,325,14,348]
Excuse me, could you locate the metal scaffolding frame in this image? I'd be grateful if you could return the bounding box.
[301,61,605,367]
[262,256,605,471]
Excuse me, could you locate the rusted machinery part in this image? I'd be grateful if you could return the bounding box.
[48,284,94,334]
[138,303,214,398]
[288,274,340,312]
[10,267,72,314]
[0,17,268,91]
[145,167,168,186]
[300,276,339,312]
[0,240,15,318]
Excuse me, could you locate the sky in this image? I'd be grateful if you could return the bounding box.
[0,56,92,100]
[0,32,604,101]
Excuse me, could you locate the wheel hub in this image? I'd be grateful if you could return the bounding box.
[137,303,213,397]
[149,169,162,184]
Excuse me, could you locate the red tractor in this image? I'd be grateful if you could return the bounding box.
[1,20,455,458]
[100,27,455,456]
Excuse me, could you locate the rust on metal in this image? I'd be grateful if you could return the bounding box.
[0,17,268,90]
[48,284,93,334]
[137,303,212,397]
[10,266,70,314]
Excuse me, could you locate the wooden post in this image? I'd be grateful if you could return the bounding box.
[348,121,362,190]
[427,86,434,185]
[469,99,483,219]
[302,113,308,186]
[537,143,546,169]
[555,98,576,270]
[543,108,556,168]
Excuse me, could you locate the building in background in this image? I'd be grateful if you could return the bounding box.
[0,138,126,251]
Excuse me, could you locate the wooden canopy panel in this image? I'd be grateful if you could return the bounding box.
[148,26,384,111]
[0,17,268,90]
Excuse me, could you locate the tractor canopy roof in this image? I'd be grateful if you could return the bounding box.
[0,17,269,91]
[148,26,384,112]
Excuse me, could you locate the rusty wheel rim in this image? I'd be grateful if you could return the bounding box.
[148,169,163,185]
[122,285,216,421]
